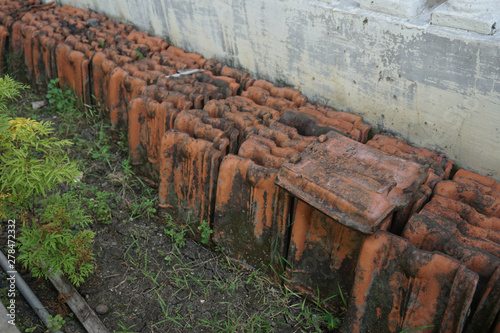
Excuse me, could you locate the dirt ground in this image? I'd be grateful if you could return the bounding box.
[0,84,341,332]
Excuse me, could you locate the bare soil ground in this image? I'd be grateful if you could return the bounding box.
[0,83,341,332]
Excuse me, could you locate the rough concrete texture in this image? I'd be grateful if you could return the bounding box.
[360,0,445,20]
[43,0,500,182]
[432,0,500,35]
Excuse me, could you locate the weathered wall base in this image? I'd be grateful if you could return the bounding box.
[44,0,500,181]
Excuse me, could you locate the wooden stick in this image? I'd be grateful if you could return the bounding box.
[49,274,109,333]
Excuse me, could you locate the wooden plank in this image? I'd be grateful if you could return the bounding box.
[49,274,109,333]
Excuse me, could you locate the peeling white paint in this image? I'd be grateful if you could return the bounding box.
[45,0,500,180]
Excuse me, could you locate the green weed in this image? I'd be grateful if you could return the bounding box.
[116,320,138,333]
[46,78,82,134]
[46,78,78,115]
[83,102,102,121]
[163,214,188,248]
[130,198,156,221]
[198,220,213,244]
[121,159,134,179]
[46,78,101,134]
[46,314,66,331]
[85,189,114,224]
[88,124,114,167]
[134,48,144,59]
[155,294,186,328]
[116,131,129,154]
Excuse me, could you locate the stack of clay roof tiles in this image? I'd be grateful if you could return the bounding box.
[1,1,498,331]
[0,24,6,75]
[0,0,46,74]
[402,170,500,332]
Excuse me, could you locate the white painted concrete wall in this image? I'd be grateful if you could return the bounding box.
[50,0,500,181]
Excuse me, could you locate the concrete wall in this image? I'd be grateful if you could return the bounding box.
[52,0,500,181]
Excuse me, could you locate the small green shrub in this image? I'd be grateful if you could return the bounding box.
[1,77,94,287]
[0,75,28,112]
[0,116,80,215]
[37,192,93,228]
[18,192,95,286]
